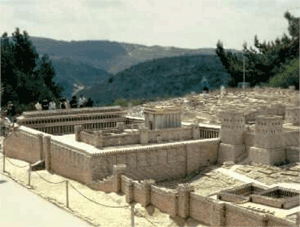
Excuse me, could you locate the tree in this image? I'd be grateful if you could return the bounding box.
[269,58,299,89]
[1,28,63,111]
[216,11,299,88]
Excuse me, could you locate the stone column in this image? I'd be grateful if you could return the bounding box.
[43,136,51,171]
[177,184,194,219]
[112,164,126,193]
[141,179,155,207]
[140,128,149,144]
[74,125,82,142]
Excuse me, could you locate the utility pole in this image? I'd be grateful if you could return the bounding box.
[243,54,245,89]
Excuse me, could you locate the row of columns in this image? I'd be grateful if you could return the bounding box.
[21,116,122,126]
[156,114,181,129]
[35,122,117,135]
[200,130,219,138]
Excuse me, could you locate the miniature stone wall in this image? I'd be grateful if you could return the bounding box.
[284,130,300,147]
[119,176,296,226]
[104,132,140,147]
[286,147,300,163]
[190,193,216,225]
[4,126,45,164]
[49,137,93,184]
[77,124,219,148]
[251,187,300,209]
[225,203,267,226]
[151,185,178,217]
[89,138,219,182]
[80,131,95,145]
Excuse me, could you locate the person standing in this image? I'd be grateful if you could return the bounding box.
[6,101,16,122]
[41,99,50,110]
[78,95,87,108]
[49,100,56,110]
[69,96,78,108]
[85,97,93,107]
[35,101,42,110]
[60,98,66,109]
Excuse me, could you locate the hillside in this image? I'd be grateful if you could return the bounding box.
[30,37,241,74]
[78,54,231,106]
[51,58,113,98]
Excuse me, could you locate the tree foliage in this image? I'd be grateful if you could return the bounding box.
[216,11,299,88]
[269,58,299,89]
[1,28,63,112]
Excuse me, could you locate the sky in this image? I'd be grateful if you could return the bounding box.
[1,0,299,50]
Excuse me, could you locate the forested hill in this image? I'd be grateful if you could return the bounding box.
[51,58,113,98]
[30,37,240,74]
[78,54,231,106]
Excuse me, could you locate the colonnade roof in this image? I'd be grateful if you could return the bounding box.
[21,106,124,118]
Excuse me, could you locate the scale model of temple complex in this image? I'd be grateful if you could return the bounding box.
[3,87,300,226]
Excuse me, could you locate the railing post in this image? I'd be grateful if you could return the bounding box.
[66,180,69,208]
[2,153,5,173]
[131,203,135,227]
[28,163,31,186]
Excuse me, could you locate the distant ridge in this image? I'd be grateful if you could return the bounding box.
[78,54,231,106]
[4,36,240,99]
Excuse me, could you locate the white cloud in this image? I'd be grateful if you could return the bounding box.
[0,0,299,49]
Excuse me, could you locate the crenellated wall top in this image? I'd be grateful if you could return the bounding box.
[91,137,220,157]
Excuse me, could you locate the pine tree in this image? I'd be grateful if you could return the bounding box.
[215,11,299,88]
[1,28,63,112]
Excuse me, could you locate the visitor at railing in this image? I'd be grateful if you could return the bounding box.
[70,96,78,108]
[85,97,93,107]
[60,98,66,109]
[35,101,42,110]
[78,95,87,108]
[41,99,50,110]
[5,101,16,122]
[49,99,56,110]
